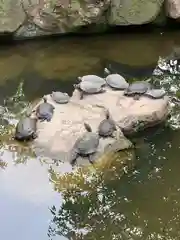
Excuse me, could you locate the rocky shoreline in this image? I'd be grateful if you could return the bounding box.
[0,0,180,40]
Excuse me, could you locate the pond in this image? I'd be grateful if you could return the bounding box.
[1,30,180,240]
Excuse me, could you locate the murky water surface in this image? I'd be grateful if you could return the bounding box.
[1,31,180,240]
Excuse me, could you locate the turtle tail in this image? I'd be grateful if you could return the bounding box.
[84,122,92,132]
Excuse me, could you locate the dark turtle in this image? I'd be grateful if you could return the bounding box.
[144,89,166,99]
[73,81,106,100]
[69,123,99,165]
[14,113,38,141]
[124,81,151,100]
[77,75,106,86]
[51,91,70,104]
[35,96,55,122]
[98,108,118,138]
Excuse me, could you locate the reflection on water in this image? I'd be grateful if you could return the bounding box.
[0,149,64,240]
[1,31,180,239]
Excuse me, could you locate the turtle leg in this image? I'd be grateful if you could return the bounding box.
[69,149,78,165]
[32,132,38,139]
[79,90,84,100]
[99,88,106,94]
[133,94,140,100]
[46,114,52,122]
[88,154,96,164]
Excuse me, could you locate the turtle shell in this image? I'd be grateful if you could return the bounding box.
[98,118,116,137]
[51,91,70,104]
[106,74,129,90]
[74,132,99,155]
[144,89,166,99]
[79,75,106,85]
[124,81,151,96]
[15,117,37,140]
[79,81,103,94]
[36,101,54,120]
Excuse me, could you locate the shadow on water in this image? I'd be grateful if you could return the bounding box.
[1,30,180,240]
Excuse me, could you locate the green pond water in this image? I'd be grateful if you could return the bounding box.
[1,31,180,240]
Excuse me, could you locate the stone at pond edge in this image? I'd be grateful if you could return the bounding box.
[166,0,180,19]
[32,85,169,164]
[107,0,164,25]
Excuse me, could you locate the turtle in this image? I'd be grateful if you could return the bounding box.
[73,81,106,100]
[144,89,166,99]
[14,113,38,141]
[98,108,118,138]
[50,91,70,104]
[77,75,106,86]
[104,69,129,90]
[69,123,99,165]
[124,80,151,100]
[34,96,55,122]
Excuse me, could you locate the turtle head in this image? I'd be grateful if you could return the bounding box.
[73,84,80,90]
[105,108,110,119]
[77,76,82,82]
[84,122,92,132]
[104,67,111,75]
[43,96,47,103]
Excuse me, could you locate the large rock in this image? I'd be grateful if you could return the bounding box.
[32,85,169,162]
[0,0,25,32]
[166,0,180,19]
[107,0,164,25]
[14,0,110,39]
[0,0,167,39]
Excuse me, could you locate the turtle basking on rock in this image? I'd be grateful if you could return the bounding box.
[14,113,38,141]
[104,68,129,90]
[98,108,120,139]
[69,123,99,165]
[77,75,106,86]
[144,89,166,99]
[124,80,151,100]
[34,96,55,122]
[73,81,106,100]
[51,91,70,104]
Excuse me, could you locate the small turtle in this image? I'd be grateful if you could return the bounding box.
[98,108,118,138]
[73,81,106,100]
[69,123,99,165]
[124,81,151,100]
[144,89,166,99]
[35,96,55,122]
[14,113,38,141]
[51,91,70,104]
[77,75,106,86]
[104,68,129,90]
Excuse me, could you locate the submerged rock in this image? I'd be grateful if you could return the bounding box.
[32,85,169,162]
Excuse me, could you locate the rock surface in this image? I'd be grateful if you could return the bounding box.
[0,0,170,39]
[32,85,169,162]
[103,0,164,25]
[166,0,180,19]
